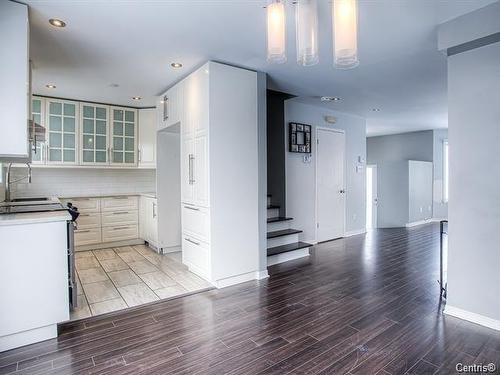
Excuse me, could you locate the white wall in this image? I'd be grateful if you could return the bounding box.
[285,100,366,242]
[156,130,181,249]
[447,41,500,324]
[8,168,156,198]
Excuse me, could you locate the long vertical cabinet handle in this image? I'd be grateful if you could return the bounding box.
[188,154,194,185]
[152,201,157,218]
[191,154,195,184]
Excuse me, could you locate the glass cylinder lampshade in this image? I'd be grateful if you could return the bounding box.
[332,0,359,69]
[295,0,319,66]
[267,0,287,64]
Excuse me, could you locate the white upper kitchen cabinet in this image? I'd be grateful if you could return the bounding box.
[138,108,157,168]
[0,1,30,161]
[110,107,137,166]
[158,80,184,130]
[31,96,46,164]
[80,103,109,165]
[46,99,79,165]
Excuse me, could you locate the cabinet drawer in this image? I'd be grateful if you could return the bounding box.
[75,228,101,246]
[182,204,209,243]
[182,235,209,278]
[76,213,101,229]
[101,196,138,212]
[102,224,138,243]
[101,210,138,227]
[63,197,100,213]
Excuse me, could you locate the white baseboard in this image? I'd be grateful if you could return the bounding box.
[444,305,500,331]
[213,271,260,289]
[267,248,310,266]
[0,324,57,352]
[344,229,366,237]
[405,219,433,228]
[303,239,317,245]
[255,270,269,280]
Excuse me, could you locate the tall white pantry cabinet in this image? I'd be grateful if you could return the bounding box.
[159,62,260,287]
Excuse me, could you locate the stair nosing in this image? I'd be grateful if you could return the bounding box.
[267,229,302,239]
[267,241,312,256]
[267,205,280,209]
[267,217,293,223]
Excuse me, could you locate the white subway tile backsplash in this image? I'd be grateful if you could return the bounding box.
[9,168,156,198]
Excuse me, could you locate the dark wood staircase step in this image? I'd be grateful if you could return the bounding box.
[267,229,302,239]
[267,204,280,209]
[267,241,312,257]
[267,217,293,223]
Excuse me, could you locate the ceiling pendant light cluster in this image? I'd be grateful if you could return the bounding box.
[266,0,359,69]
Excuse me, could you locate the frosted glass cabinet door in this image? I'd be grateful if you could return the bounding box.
[81,103,109,164]
[31,97,46,164]
[111,107,137,166]
[46,99,78,164]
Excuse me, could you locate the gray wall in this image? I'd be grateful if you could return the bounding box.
[367,130,434,227]
[447,41,500,322]
[433,129,448,219]
[284,100,366,242]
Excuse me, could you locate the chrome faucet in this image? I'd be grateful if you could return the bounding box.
[5,163,32,202]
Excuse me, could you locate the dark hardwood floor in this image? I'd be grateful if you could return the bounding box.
[1,224,499,375]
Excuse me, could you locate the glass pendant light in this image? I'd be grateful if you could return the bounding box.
[332,0,359,69]
[267,0,287,64]
[295,0,319,66]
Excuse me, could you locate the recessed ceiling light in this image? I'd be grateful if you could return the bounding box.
[45,84,56,89]
[371,108,381,112]
[171,62,183,69]
[320,96,341,102]
[49,18,66,28]
[132,96,141,100]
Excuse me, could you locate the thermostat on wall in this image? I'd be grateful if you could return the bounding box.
[324,115,337,124]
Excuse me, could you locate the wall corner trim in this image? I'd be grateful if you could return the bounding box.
[213,271,262,289]
[255,270,270,280]
[444,305,500,331]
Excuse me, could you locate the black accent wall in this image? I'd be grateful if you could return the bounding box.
[267,90,294,217]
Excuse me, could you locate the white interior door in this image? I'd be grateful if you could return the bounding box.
[316,128,345,242]
[366,165,378,229]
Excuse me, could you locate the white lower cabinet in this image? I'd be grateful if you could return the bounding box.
[182,236,210,279]
[62,195,140,249]
[101,210,138,227]
[181,204,209,243]
[102,225,138,243]
[74,227,102,246]
[139,195,159,249]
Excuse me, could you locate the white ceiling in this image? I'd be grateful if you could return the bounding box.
[25,0,497,136]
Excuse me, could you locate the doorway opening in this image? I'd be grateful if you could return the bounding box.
[366,165,378,229]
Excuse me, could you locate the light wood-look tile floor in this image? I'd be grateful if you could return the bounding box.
[71,244,212,320]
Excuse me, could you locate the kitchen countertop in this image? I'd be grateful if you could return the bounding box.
[0,210,71,226]
[59,192,156,199]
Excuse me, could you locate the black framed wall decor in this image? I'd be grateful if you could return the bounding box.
[289,122,312,153]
